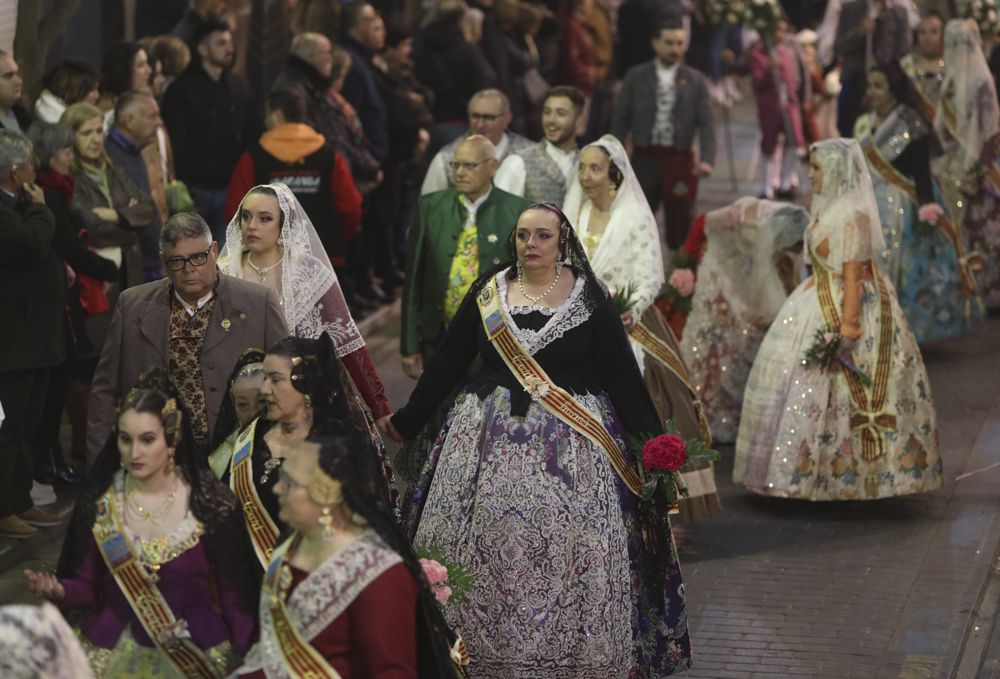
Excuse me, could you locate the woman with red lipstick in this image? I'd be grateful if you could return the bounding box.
[218,184,392,433]
[24,370,257,677]
[385,203,691,677]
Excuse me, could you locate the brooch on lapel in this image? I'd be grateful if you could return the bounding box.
[487,234,498,243]
[221,319,231,331]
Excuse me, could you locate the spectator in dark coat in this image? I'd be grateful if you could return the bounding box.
[27,122,118,482]
[0,129,64,538]
[340,0,391,163]
[616,0,683,77]
[105,91,164,281]
[270,32,344,148]
[162,20,257,244]
[414,0,494,152]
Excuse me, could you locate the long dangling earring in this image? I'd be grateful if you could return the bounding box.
[318,506,336,540]
[555,258,564,275]
[516,260,523,279]
[303,394,312,409]
[166,448,175,474]
[277,233,284,246]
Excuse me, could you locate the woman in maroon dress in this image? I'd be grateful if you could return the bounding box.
[233,433,462,678]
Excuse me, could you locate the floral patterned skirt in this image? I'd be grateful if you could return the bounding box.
[733,275,943,501]
[406,388,691,678]
[78,627,236,678]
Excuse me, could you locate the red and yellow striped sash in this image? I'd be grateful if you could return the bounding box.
[230,418,280,569]
[477,278,643,496]
[811,250,896,465]
[92,489,222,678]
[264,535,343,678]
[629,321,712,443]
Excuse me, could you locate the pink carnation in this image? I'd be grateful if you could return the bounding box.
[420,558,449,586]
[434,585,453,605]
[822,332,836,344]
[643,434,687,472]
[669,268,696,297]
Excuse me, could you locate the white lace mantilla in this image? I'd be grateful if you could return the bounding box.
[242,531,403,678]
[496,271,592,355]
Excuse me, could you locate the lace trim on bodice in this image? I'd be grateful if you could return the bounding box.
[497,270,592,355]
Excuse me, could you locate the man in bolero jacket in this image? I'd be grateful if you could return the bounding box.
[402,134,531,379]
[612,21,716,249]
[87,212,287,465]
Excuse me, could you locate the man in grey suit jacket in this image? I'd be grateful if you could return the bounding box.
[612,21,716,249]
[87,213,287,465]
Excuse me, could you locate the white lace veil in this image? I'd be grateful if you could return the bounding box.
[937,19,1000,169]
[0,603,94,679]
[810,137,886,265]
[220,183,340,336]
[705,197,809,324]
[562,134,665,315]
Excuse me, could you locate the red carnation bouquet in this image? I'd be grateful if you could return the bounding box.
[633,420,721,505]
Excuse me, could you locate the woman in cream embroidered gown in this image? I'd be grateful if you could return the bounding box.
[734,138,942,501]
[678,198,809,443]
[935,19,1000,307]
[564,133,719,522]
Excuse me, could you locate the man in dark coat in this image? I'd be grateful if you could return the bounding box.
[162,20,258,244]
[612,21,716,248]
[340,0,390,163]
[0,130,64,538]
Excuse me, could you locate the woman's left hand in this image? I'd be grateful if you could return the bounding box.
[377,414,405,443]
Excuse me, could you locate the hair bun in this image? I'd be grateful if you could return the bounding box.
[136,367,175,395]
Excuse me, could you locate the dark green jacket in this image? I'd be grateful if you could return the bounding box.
[402,185,531,355]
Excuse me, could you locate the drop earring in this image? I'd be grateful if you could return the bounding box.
[166,448,175,474]
[318,506,336,540]
[303,394,312,409]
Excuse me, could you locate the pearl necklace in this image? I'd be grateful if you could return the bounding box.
[247,252,282,282]
[517,265,561,305]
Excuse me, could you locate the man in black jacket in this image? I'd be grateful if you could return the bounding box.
[341,0,390,164]
[0,130,64,538]
[162,19,258,245]
[271,32,343,147]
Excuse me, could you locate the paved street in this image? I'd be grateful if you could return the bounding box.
[2,95,999,678]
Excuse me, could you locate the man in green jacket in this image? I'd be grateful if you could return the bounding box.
[402,134,531,378]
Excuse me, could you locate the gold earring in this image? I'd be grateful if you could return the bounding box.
[166,448,175,474]
[318,506,336,540]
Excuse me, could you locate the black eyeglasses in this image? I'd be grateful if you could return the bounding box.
[449,159,491,172]
[162,247,212,271]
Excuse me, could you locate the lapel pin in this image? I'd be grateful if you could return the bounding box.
[221,319,231,331]
[487,233,498,243]
[239,312,247,320]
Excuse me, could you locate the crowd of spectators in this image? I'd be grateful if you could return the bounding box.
[1,0,993,541]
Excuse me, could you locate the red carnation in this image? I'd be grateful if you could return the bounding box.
[643,434,687,472]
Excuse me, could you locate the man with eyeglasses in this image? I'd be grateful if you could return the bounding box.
[420,89,532,196]
[402,135,531,380]
[87,212,287,465]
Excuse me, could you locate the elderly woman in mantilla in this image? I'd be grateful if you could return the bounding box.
[386,203,691,677]
[232,434,463,678]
